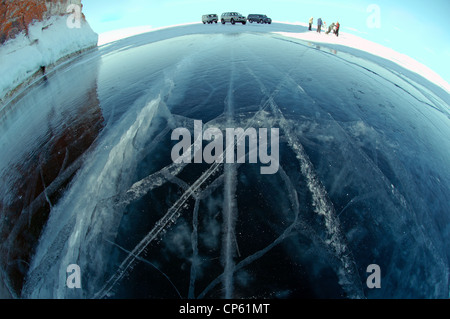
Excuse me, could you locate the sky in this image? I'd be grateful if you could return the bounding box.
[82,0,450,85]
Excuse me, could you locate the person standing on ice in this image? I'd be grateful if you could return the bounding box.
[317,18,323,33]
[335,21,340,37]
[309,17,313,30]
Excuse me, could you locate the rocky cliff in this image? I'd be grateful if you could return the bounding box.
[0,0,97,103]
[0,0,85,44]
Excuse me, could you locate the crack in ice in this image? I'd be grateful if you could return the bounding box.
[246,64,366,299]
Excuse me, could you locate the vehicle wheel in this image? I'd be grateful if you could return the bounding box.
[215,21,217,23]
[203,21,206,24]
[221,19,225,24]
[242,21,246,25]
[231,19,235,25]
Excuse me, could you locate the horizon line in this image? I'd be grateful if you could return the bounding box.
[97,21,450,95]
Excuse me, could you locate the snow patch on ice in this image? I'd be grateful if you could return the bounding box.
[348,121,376,138]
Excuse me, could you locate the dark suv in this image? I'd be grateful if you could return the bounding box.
[247,14,272,24]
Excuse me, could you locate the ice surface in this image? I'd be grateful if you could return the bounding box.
[0,23,449,299]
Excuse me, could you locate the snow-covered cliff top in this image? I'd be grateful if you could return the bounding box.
[0,9,98,105]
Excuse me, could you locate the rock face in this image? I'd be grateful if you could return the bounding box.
[0,0,85,44]
[0,0,97,104]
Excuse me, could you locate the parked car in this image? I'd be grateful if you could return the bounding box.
[202,14,218,24]
[247,14,272,24]
[220,12,247,25]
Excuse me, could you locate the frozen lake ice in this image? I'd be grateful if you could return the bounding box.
[0,23,449,299]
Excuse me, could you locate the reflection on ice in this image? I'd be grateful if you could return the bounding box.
[0,55,103,297]
[0,24,449,299]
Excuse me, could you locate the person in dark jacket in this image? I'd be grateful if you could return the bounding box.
[335,21,340,37]
[317,18,323,33]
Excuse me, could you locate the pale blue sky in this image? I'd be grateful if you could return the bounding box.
[83,0,450,85]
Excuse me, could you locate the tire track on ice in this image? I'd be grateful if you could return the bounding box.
[221,50,238,299]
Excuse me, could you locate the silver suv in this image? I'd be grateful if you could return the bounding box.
[202,14,218,24]
[220,12,247,25]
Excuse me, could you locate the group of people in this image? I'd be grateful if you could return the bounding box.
[308,17,340,37]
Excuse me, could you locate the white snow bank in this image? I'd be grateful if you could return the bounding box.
[0,15,98,102]
[98,26,153,46]
[97,22,199,46]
